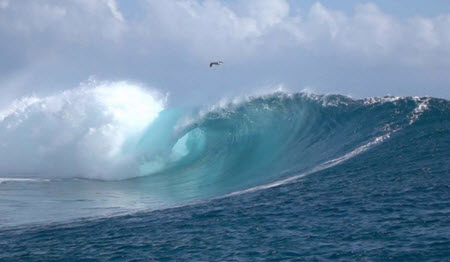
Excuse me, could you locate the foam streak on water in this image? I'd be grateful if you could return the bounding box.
[226,132,392,197]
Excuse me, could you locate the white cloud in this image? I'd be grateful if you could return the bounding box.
[2,0,449,63]
[105,0,124,22]
[0,0,8,9]
[0,0,125,43]
[0,0,450,101]
[245,0,290,29]
[132,0,450,65]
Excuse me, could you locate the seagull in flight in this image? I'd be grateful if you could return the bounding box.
[210,61,223,68]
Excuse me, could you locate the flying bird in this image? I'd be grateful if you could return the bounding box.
[210,61,223,68]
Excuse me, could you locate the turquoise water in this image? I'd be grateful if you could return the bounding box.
[0,93,449,261]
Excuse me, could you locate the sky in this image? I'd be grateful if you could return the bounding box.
[0,0,450,107]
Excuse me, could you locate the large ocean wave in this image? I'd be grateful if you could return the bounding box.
[0,81,440,198]
[1,81,449,229]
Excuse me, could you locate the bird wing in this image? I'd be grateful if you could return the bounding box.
[210,61,223,67]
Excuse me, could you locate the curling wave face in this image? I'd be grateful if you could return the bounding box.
[134,92,434,199]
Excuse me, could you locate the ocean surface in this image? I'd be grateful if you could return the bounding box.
[0,84,449,261]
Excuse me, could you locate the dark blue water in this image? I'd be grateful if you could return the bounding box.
[0,94,449,261]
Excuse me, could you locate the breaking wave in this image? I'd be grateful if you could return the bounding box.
[0,81,441,198]
[0,81,166,179]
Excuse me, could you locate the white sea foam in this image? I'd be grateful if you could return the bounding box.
[363,95,430,125]
[409,97,430,125]
[363,96,403,105]
[0,80,166,180]
[0,178,50,184]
